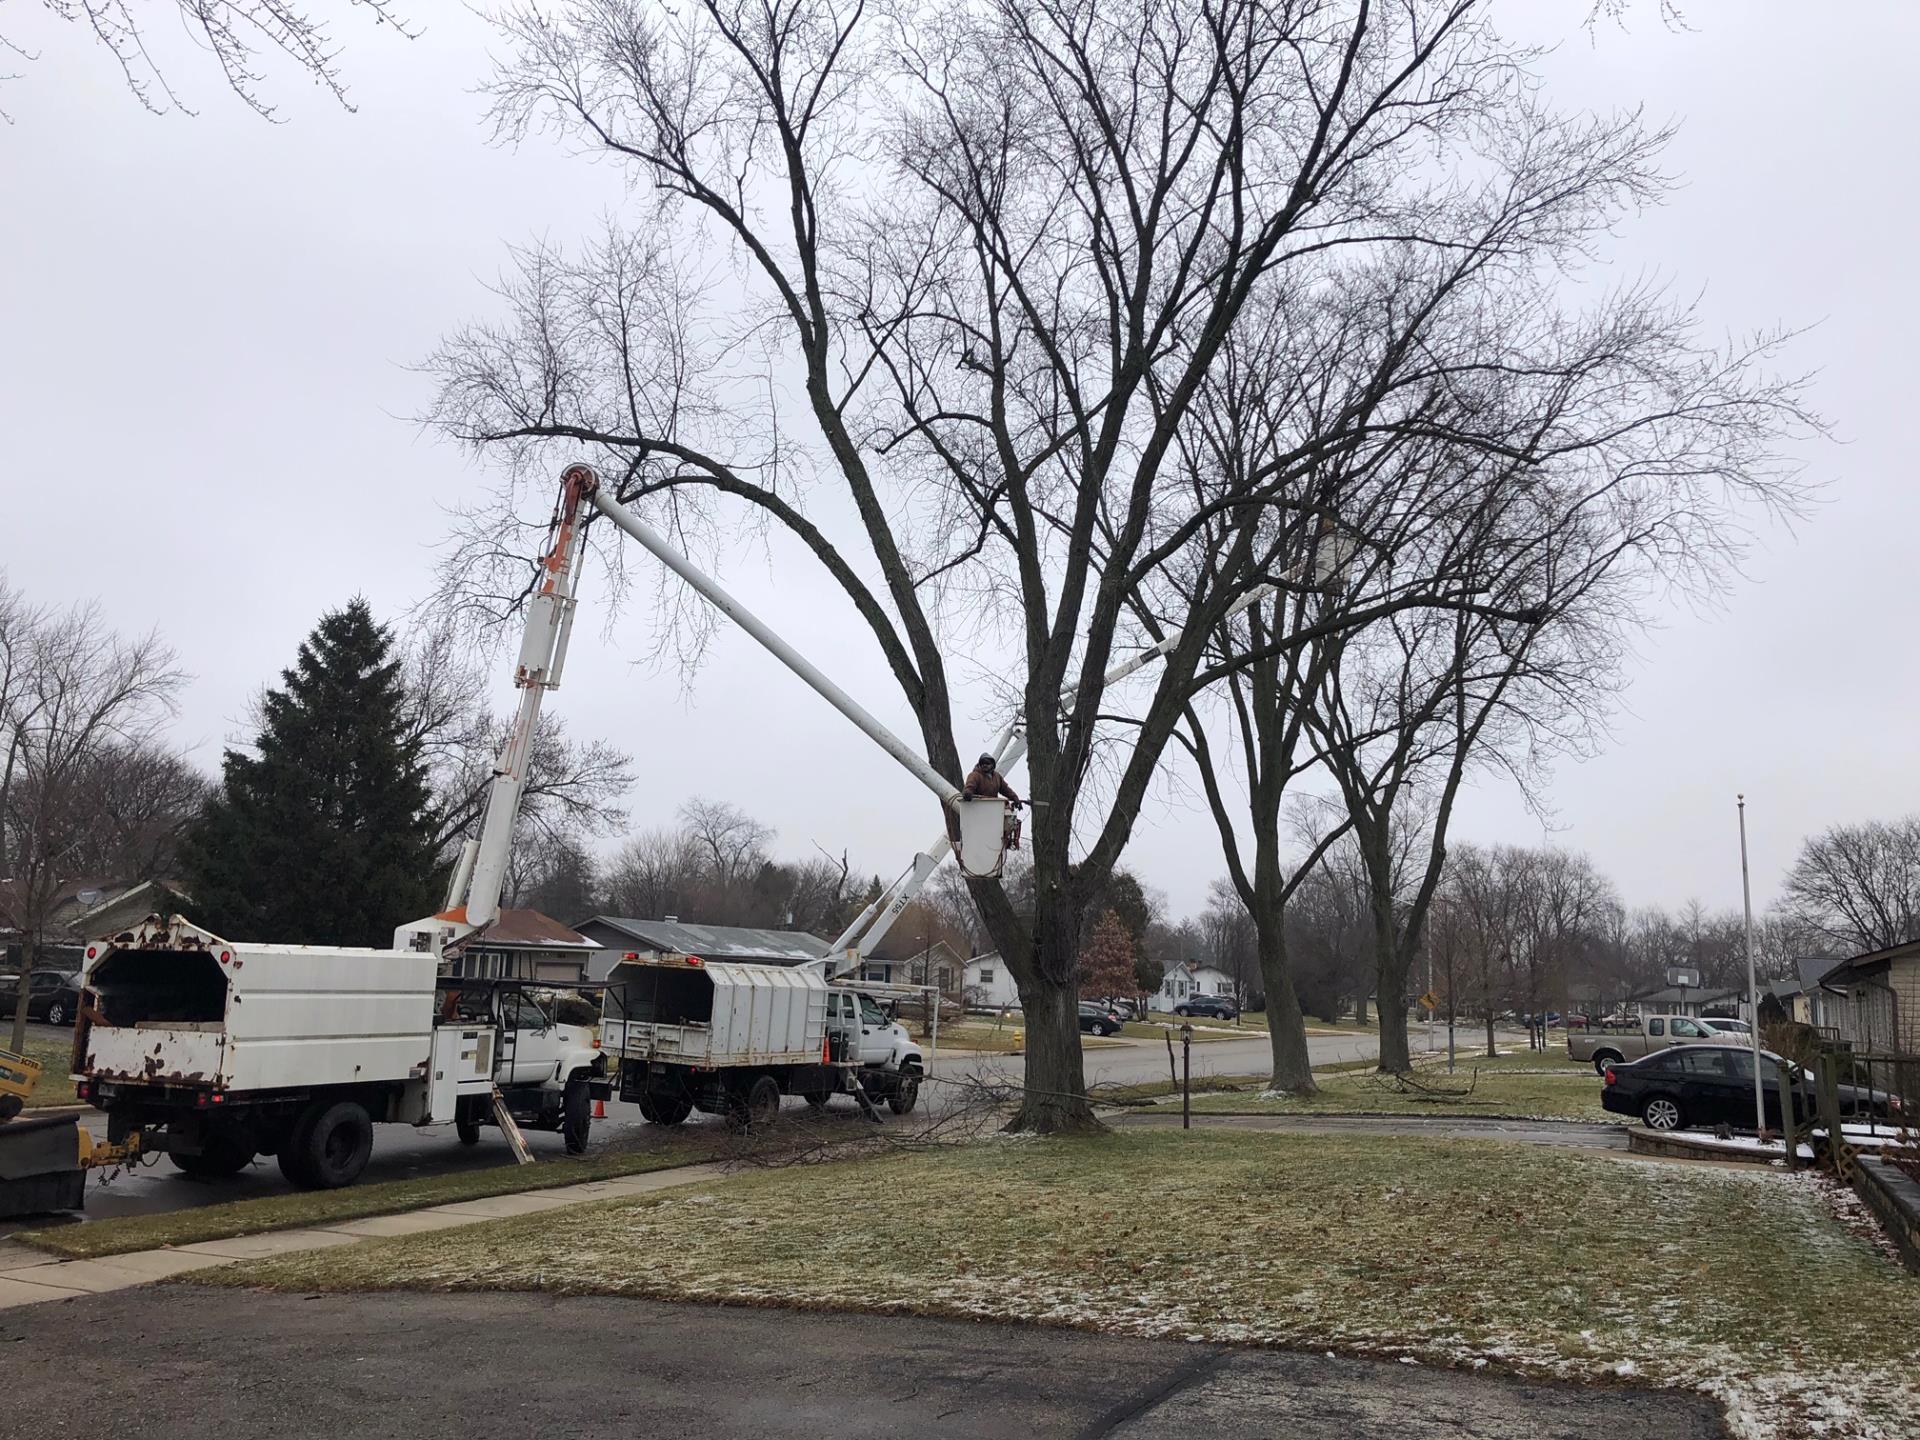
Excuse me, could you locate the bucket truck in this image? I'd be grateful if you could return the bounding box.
[46,471,613,1200]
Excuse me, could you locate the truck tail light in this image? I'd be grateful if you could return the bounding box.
[1604,1068,1616,1087]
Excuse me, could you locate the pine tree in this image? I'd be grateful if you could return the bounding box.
[183,599,442,947]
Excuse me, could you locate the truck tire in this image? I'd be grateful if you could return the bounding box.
[456,1117,483,1145]
[638,1092,693,1126]
[283,1100,374,1189]
[729,1074,781,1131]
[887,1066,922,1116]
[803,1091,830,1110]
[1591,1050,1624,1075]
[173,1134,255,1178]
[562,1076,591,1154]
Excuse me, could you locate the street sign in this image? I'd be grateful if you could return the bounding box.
[1418,991,1440,1012]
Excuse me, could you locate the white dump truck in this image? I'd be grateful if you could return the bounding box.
[71,915,604,1188]
[601,955,925,1127]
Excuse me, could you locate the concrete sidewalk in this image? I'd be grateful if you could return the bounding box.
[0,1162,725,1310]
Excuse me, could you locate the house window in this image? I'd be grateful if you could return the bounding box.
[978,967,995,984]
[936,967,952,990]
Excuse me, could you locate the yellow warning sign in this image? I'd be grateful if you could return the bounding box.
[1418,991,1440,1012]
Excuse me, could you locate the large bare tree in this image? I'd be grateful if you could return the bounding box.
[5,1,410,118]
[1781,816,1920,955]
[425,0,1804,1130]
[3,597,185,1050]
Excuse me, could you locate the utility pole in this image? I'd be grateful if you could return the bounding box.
[1738,795,1767,1136]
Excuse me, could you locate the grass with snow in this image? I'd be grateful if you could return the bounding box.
[201,1130,1918,1439]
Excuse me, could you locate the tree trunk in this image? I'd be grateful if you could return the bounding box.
[990,877,1101,1135]
[1008,974,1100,1133]
[8,939,36,1053]
[1375,945,1412,1072]
[1354,989,1368,1026]
[1252,899,1315,1095]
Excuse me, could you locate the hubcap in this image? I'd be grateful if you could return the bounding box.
[1646,1099,1680,1130]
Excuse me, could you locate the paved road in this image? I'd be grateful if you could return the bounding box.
[0,1288,1727,1439]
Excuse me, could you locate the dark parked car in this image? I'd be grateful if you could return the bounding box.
[0,970,83,1028]
[1600,1042,1903,1132]
[1077,1002,1124,1037]
[1173,995,1239,1020]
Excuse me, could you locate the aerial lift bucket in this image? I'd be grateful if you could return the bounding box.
[955,797,1009,879]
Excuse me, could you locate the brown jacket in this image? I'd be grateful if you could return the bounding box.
[964,765,1019,803]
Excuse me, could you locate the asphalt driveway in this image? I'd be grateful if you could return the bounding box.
[1,1287,1726,1439]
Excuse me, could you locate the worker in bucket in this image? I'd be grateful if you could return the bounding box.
[964,752,1022,806]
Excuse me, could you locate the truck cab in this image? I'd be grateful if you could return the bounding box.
[826,989,921,1069]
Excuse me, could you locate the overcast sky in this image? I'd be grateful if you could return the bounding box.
[1,1,1911,923]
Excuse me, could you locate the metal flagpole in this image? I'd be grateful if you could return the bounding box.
[1737,795,1767,1136]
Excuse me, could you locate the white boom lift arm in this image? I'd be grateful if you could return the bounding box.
[398,462,969,957]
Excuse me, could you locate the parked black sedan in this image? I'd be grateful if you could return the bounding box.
[1601,1042,1902,1132]
[1077,1002,1125,1037]
[0,969,83,1028]
[1173,995,1239,1020]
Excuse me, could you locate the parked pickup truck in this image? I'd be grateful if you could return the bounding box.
[601,955,924,1127]
[71,914,605,1189]
[1567,1014,1725,1074]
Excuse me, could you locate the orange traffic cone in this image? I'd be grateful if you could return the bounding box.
[593,1098,607,1119]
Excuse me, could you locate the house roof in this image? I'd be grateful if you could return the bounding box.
[1630,984,1741,1006]
[1795,955,1844,994]
[582,916,830,966]
[468,909,600,951]
[1811,938,1920,990]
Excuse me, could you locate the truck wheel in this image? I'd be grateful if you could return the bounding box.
[1641,1095,1684,1131]
[285,1100,374,1189]
[1592,1050,1623,1075]
[562,1077,591,1154]
[173,1135,255,1178]
[887,1068,922,1116]
[730,1075,781,1131]
[639,1092,693,1126]
[456,1117,483,1145]
[803,1092,830,1110]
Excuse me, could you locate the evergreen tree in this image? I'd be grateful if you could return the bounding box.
[183,599,442,947]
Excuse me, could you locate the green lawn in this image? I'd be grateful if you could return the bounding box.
[13,1138,715,1259]
[11,1028,78,1108]
[201,1130,1920,1440]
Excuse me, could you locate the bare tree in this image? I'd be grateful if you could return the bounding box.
[1781,816,1920,954]
[603,824,704,919]
[399,618,634,868]
[5,1,412,119]
[4,599,185,1050]
[432,0,1765,1132]
[49,739,209,881]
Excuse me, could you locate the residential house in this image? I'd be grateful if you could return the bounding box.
[574,915,830,982]
[962,951,1020,1010]
[857,937,967,994]
[1627,983,1743,1020]
[1808,941,1920,1052]
[1154,960,1237,1011]
[446,909,603,984]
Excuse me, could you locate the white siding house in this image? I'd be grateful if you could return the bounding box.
[1153,960,1237,1010]
[962,952,1021,1010]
